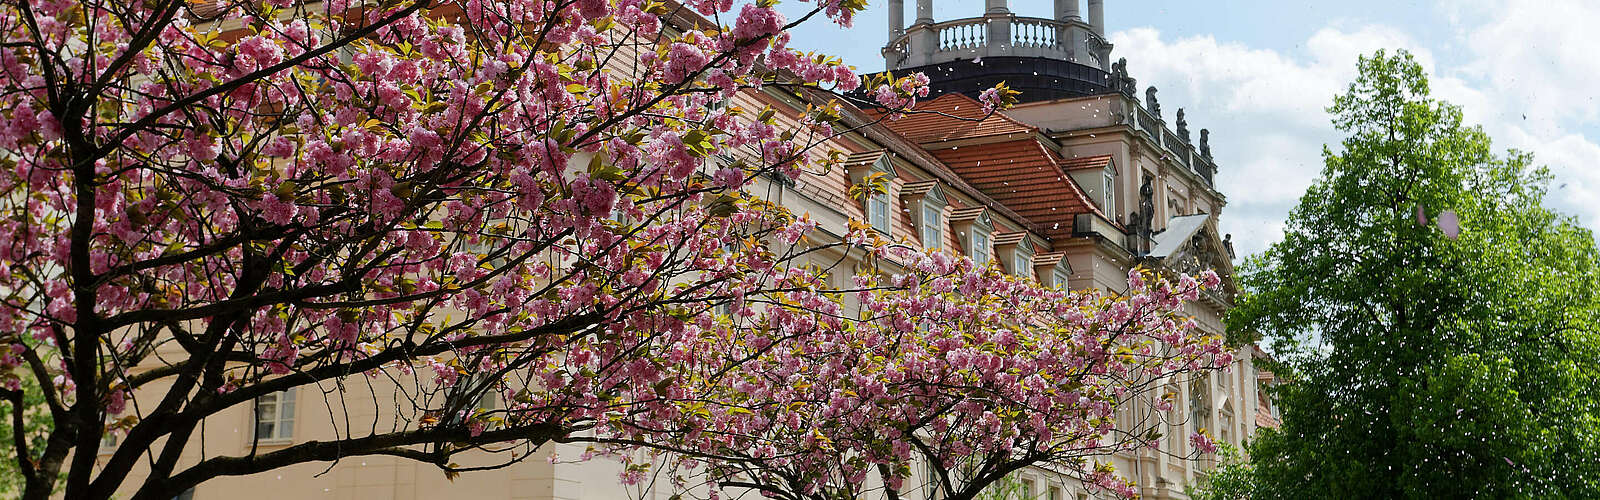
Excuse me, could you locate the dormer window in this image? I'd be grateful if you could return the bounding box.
[844,150,898,235]
[899,180,946,252]
[920,203,942,250]
[868,192,892,234]
[1033,252,1072,288]
[949,207,992,265]
[972,230,990,264]
[991,232,1031,278]
[1103,165,1117,214]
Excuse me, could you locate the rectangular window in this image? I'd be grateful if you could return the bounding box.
[1014,253,1030,277]
[1048,486,1063,500]
[868,193,892,233]
[921,204,942,250]
[715,241,737,317]
[1053,268,1070,288]
[972,231,990,264]
[255,389,296,441]
[1020,478,1036,499]
[100,427,117,453]
[1103,172,1116,213]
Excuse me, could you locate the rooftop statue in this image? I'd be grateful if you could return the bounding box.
[1145,86,1161,118]
[1177,108,1190,142]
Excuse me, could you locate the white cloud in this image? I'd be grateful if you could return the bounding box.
[1451,0,1600,131]
[1109,25,1432,257]
[1110,6,1600,258]
[1444,0,1600,228]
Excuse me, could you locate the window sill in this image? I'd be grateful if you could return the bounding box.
[249,438,295,448]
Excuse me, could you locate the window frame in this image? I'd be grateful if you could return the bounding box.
[1103,166,1117,214]
[253,389,297,443]
[1012,252,1031,278]
[920,202,942,251]
[868,191,892,234]
[971,230,990,264]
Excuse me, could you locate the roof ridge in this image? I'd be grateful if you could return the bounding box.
[928,93,1039,137]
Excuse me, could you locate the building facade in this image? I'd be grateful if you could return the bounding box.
[101,1,1273,499]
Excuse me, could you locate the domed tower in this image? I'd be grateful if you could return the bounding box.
[882,0,1124,103]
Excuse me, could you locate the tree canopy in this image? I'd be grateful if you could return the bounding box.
[1227,50,1600,498]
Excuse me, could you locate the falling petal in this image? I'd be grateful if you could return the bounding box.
[1437,210,1460,239]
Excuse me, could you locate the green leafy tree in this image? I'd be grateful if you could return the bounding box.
[1184,443,1257,500]
[0,376,54,498]
[1227,50,1600,498]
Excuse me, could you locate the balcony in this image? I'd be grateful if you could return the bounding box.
[885,15,1110,72]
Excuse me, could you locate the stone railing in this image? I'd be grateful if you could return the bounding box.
[1010,17,1062,48]
[1127,103,1218,189]
[936,18,988,52]
[886,16,1099,70]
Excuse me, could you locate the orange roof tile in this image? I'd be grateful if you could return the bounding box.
[948,206,987,222]
[1256,405,1280,429]
[1032,252,1066,267]
[841,150,887,168]
[925,140,1105,241]
[991,231,1027,246]
[870,94,1037,144]
[899,180,938,198]
[1060,154,1113,171]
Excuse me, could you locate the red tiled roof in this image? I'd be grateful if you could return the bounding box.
[1032,252,1066,268]
[1060,154,1113,171]
[870,94,1036,144]
[841,150,887,168]
[948,206,987,222]
[1256,405,1280,429]
[925,140,1104,241]
[899,180,938,198]
[991,231,1027,246]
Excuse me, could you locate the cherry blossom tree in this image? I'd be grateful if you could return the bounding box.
[0,0,1225,498]
[596,257,1231,500]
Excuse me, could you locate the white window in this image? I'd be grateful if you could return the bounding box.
[1013,253,1030,277]
[971,231,990,264]
[254,389,296,441]
[714,241,738,317]
[1048,485,1063,500]
[1053,268,1070,288]
[100,426,118,453]
[1020,478,1036,499]
[920,203,942,250]
[868,192,892,233]
[1103,169,1116,214]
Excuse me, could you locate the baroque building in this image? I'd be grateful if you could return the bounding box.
[100,1,1276,499]
[871,1,1273,498]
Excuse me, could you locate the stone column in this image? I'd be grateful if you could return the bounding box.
[915,0,933,24]
[985,0,1010,56]
[1087,0,1104,35]
[1057,0,1079,20]
[889,0,905,37]
[884,0,906,70]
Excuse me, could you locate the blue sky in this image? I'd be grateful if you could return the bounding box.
[771,0,1600,259]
